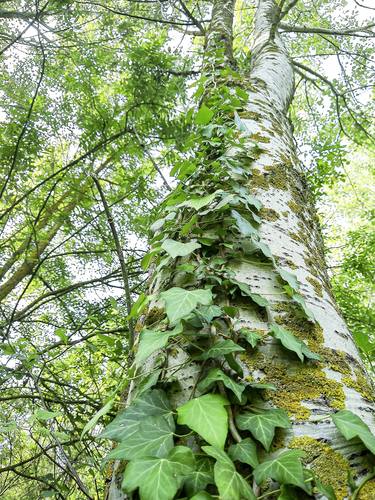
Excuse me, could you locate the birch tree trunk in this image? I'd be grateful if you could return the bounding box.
[107,1,375,498]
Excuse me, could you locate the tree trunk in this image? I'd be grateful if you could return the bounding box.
[107,1,375,498]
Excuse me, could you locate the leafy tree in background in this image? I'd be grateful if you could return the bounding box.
[0,0,374,499]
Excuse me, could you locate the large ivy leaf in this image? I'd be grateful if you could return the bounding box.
[195,340,245,360]
[236,408,290,450]
[122,446,195,500]
[177,394,229,449]
[184,456,214,496]
[203,446,256,500]
[231,209,258,237]
[269,323,321,362]
[197,368,245,403]
[160,287,213,324]
[105,415,175,460]
[331,409,375,455]
[195,104,214,125]
[99,389,172,442]
[228,438,259,468]
[161,238,201,259]
[135,328,176,366]
[254,450,307,492]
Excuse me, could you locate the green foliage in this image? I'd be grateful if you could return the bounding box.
[331,410,375,455]
[160,287,213,324]
[236,408,291,451]
[122,446,195,500]
[177,394,229,449]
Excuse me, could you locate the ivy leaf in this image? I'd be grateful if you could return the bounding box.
[177,394,229,449]
[195,104,214,125]
[314,478,337,500]
[195,340,245,360]
[160,287,213,324]
[235,281,269,307]
[231,209,258,236]
[161,239,201,259]
[236,408,290,450]
[122,446,195,500]
[105,415,175,460]
[292,293,316,321]
[277,268,300,291]
[190,492,214,500]
[127,292,150,320]
[197,305,223,323]
[99,389,173,442]
[228,438,259,468]
[178,192,217,211]
[135,328,177,366]
[239,328,262,348]
[269,323,321,362]
[225,352,244,377]
[331,409,375,455]
[197,368,245,403]
[254,450,307,492]
[184,457,214,497]
[202,446,256,500]
[269,323,304,361]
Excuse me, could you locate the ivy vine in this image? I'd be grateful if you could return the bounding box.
[97,65,375,500]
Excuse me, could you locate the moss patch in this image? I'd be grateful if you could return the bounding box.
[342,368,375,402]
[259,207,280,222]
[290,436,350,500]
[263,363,345,420]
[358,478,375,500]
[306,276,323,298]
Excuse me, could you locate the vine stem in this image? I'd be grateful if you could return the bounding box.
[217,382,242,443]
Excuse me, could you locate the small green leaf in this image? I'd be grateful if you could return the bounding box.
[81,398,114,439]
[190,492,214,500]
[160,287,213,324]
[122,446,195,500]
[331,409,375,455]
[228,438,258,468]
[203,446,256,500]
[195,340,245,360]
[314,478,337,500]
[235,281,269,307]
[239,328,262,348]
[34,409,62,421]
[254,450,307,492]
[141,247,162,270]
[184,457,214,496]
[277,268,300,291]
[177,394,229,449]
[195,104,214,125]
[55,328,68,343]
[198,368,245,403]
[231,209,257,237]
[236,408,290,450]
[292,293,316,321]
[179,192,217,211]
[135,329,176,366]
[270,323,321,362]
[127,292,149,320]
[161,239,201,259]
